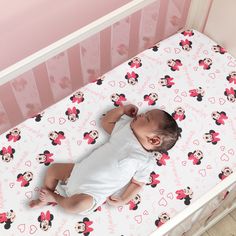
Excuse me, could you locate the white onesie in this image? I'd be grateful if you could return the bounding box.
[63,115,155,214]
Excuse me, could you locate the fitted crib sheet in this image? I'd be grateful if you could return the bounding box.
[1,29,236,236]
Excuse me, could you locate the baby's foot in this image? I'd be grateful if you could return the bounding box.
[29,199,47,208]
[39,188,55,203]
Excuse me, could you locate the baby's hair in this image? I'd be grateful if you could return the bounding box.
[153,110,181,152]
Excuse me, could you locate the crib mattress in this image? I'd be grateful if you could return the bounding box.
[1,29,236,236]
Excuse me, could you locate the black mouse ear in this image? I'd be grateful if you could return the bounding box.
[177,127,182,138]
[4,222,11,230]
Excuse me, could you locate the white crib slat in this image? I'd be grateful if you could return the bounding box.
[230,208,236,221]
[207,214,236,236]
[0,0,157,86]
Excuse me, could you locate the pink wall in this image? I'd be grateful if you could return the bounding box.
[0,0,191,134]
[0,0,131,70]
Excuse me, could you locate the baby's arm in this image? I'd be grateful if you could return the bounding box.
[101,106,124,135]
[107,178,144,206]
[120,178,144,203]
[101,104,138,135]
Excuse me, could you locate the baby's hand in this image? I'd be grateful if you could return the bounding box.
[106,195,125,206]
[123,104,138,118]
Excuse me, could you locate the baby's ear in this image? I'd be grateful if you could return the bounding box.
[149,136,161,146]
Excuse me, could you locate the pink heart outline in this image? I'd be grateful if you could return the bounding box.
[158,197,167,207]
[143,210,149,215]
[90,120,96,126]
[208,97,216,104]
[47,117,55,124]
[59,117,66,125]
[220,146,225,151]
[159,189,165,195]
[119,81,126,88]
[174,48,181,54]
[219,98,226,105]
[220,153,230,161]
[228,149,235,155]
[198,169,206,177]
[134,215,142,224]
[193,139,199,145]
[167,193,174,200]
[17,224,26,233]
[182,161,187,166]
[63,230,70,236]
[29,224,37,234]
[25,191,33,199]
[149,84,155,89]
[164,47,171,53]
[174,95,182,103]
[25,161,31,167]
[108,81,115,87]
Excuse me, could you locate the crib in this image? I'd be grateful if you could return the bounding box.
[1,0,236,235]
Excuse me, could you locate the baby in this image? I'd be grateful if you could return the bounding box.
[29,104,180,215]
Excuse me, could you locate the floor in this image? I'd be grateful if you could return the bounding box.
[202,208,236,236]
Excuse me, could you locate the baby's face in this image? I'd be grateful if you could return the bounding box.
[130,109,162,139]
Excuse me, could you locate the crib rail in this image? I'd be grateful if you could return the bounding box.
[0,0,156,86]
[150,172,236,236]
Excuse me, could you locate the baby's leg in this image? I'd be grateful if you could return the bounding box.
[29,163,74,208]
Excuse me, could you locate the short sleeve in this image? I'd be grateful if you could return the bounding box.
[132,158,156,183]
[111,114,132,136]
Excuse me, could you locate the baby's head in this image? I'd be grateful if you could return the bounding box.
[130,109,181,152]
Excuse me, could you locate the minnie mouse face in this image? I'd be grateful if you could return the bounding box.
[222,167,233,177]
[182,44,191,51]
[10,128,20,137]
[193,150,203,160]
[196,87,205,96]
[153,151,162,160]
[111,93,119,102]
[75,222,86,233]
[159,212,170,223]
[40,220,51,231]
[229,71,236,78]
[212,45,221,53]
[128,77,137,85]
[131,57,141,64]
[48,131,58,140]
[204,58,212,66]
[36,154,46,163]
[6,210,15,220]
[68,113,77,122]
[149,93,158,101]
[133,194,141,204]
[176,107,185,115]
[159,78,167,86]
[1,210,16,229]
[74,91,84,99]
[227,94,236,102]
[203,133,213,142]
[23,171,33,182]
[167,59,175,67]
[184,187,193,197]
[2,153,12,162]
[211,111,220,120]
[90,130,99,139]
